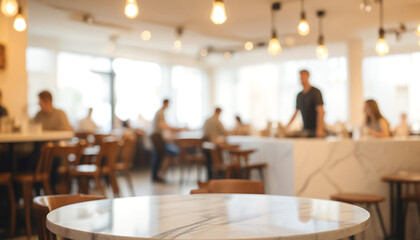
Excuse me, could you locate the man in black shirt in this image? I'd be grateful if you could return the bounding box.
[286,70,326,138]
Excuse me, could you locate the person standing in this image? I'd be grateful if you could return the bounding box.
[286,70,326,138]
[0,90,8,117]
[150,99,181,182]
[34,91,73,131]
[203,108,227,179]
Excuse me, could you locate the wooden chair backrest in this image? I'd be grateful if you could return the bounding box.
[229,149,256,166]
[33,194,105,240]
[100,138,121,168]
[120,134,137,166]
[34,142,54,178]
[175,138,204,160]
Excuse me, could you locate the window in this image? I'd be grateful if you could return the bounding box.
[363,52,420,125]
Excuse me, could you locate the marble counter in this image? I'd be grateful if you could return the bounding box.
[227,136,420,239]
[47,194,370,240]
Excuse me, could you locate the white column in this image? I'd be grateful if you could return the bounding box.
[347,40,364,127]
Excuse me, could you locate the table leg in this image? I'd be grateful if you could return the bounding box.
[389,183,395,238]
[396,183,405,240]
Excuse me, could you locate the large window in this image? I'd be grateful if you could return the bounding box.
[363,52,420,126]
[215,57,348,130]
[27,48,210,132]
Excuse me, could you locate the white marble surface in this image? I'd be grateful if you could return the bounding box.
[47,194,370,240]
[0,131,74,143]
[228,136,420,239]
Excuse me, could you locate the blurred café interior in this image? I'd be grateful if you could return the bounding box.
[1,0,420,239]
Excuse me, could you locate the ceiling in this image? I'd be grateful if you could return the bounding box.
[28,0,420,58]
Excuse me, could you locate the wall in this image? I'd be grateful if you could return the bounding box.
[0,0,28,118]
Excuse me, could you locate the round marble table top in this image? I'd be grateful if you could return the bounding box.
[46,194,370,240]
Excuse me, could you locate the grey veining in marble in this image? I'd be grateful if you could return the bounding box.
[47,194,370,240]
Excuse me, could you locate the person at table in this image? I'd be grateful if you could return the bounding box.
[286,70,326,138]
[232,116,250,135]
[203,108,227,180]
[150,99,182,182]
[77,108,98,133]
[394,113,411,137]
[34,91,73,131]
[0,90,8,117]
[363,99,390,138]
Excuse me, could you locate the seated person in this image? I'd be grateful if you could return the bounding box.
[77,108,98,133]
[395,113,411,137]
[34,91,73,131]
[231,116,250,135]
[363,99,390,138]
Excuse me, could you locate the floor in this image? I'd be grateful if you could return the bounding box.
[6,167,202,240]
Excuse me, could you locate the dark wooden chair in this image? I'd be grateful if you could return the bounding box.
[12,142,54,239]
[113,133,137,196]
[33,194,105,240]
[0,172,16,237]
[175,138,206,182]
[229,149,266,182]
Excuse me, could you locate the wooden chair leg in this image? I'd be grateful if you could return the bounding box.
[22,181,33,239]
[94,175,105,196]
[6,180,16,237]
[108,172,120,198]
[43,179,53,195]
[124,171,135,196]
[78,176,89,194]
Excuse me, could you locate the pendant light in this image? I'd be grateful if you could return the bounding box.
[13,7,26,32]
[1,0,18,17]
[360,0,372,13]
[415,24,420,37]
[297,0,310,36]
[173,27,183,53]
[244,41,254,51]
[376,0,389,56]
[316,10,328,60]
[211,0,227,25]
[124,0,139,19]
[268,2,282,55]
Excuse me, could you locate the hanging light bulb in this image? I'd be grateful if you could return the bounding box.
[315,11,328,60]
[298,14,310,36]
[268,31,282,55]
[316,37,328,60]
[200,48,208,57]
[173,39,182,52]
[223,51,232,59]
[376,29,389,56]
[1,0,18,17]
[211,0,227,25]
[360,0,372,13]
[124,0,139,19]
[244,41,253,51]
[415,24,420,37]
[13,8,26,32]
[297,0,310,36]
[141,30,151,41]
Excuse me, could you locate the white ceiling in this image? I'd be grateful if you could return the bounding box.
[28,0,420,59]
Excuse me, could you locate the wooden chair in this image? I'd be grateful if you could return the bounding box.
[33,194,105,240]
[0,172,16,237]
[113,133,137,196]
[12,142,54,239]
[70,139,112,196]
[100,138,122,197]
[190,179,265,194]
[175,138,206,182]
[331,193,387,239]
[216,143,240,178]
[53,142,85,194]
[229,149,266,182]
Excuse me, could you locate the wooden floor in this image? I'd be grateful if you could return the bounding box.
[7,167,202,240]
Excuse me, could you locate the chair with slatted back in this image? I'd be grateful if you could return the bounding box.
[175,138,206,182]
[70,139,111,196]
[190,179,265,194]
[229,149,266,182]
[100,138,122,197]
[12,142,54,239]
[113,133,137,196]
[216,143,240,179]
[0,172,16,237]
[54,142,85,194]
[33,194,105,240]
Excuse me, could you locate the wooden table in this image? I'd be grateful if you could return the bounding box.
[47,194,370,240]
[382,171,420,240]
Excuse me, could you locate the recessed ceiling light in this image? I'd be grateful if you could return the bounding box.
[141,30,151,41]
